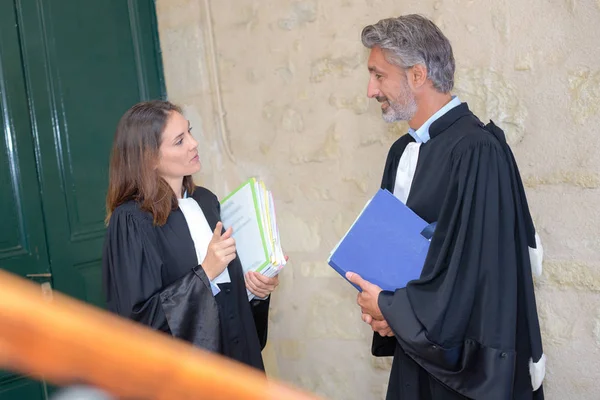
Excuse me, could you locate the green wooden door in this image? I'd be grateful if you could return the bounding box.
[0,1,165,398]
[0,1,52,398]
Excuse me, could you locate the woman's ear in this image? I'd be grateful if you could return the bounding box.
[152,151,161,171]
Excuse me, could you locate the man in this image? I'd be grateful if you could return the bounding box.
[346,15,546,399]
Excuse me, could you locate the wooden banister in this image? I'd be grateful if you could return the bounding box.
[0,270,322,399]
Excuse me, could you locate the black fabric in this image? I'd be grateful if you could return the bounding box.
[375,103,545,400]
[102,186,267,370]
[251,296,271,350]
[159,265,220,352]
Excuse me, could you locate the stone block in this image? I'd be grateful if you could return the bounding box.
[278,213,321,252]
[541,261,600,292]
[300,262,338,278]
[454,68,527,145]
[278,0,318,31]
[306,289,370,340]
[569,69,600,124]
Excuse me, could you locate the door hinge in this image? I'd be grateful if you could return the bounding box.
[25,273,52,278]
[26,273,53,301]
[40,282,53,301]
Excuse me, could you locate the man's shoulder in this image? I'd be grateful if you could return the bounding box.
[448,115,505,156]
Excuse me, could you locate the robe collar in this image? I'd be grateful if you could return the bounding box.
[408,95,462,143]
[188,187,221,232]
[427,102,477,141]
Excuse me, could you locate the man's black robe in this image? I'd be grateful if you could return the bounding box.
[102,186,269,371]
[374,103,545,399]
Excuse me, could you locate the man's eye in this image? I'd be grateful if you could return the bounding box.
[376,74,383,80]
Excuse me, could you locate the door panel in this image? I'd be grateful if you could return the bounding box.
[0,378,48,400]
[0,0,51,278]
[16,0,165,308]
[0,1,52,397]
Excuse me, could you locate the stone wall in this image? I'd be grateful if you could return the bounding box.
[155,1,600,398]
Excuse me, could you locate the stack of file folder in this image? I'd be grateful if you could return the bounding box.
[220,178,287,300]
[328,189,434,292]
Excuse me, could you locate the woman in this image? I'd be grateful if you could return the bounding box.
[102,100,279,370]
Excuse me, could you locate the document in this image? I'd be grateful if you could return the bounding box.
[220,178,287,300]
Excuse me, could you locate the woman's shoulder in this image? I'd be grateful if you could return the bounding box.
[103,201,161,258]
[109,200,155,228]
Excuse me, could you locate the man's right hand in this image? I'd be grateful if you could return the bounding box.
[202,222,236,280]
[362,313,394,337]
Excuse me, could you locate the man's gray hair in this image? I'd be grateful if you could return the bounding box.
[361,15,455,93]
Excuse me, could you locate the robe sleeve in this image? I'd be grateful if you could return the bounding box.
[102,207,220,352]
[379,135,523,398]
[250,297,271,350]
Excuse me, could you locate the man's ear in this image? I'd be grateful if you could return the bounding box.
[407,64,428,90]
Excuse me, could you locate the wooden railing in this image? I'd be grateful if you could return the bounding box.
[0,269,322,399]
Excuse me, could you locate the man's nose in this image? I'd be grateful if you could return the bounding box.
[367,78,380,98]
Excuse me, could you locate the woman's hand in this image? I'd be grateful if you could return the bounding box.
[245,272,279,299]
[202,222,236,280]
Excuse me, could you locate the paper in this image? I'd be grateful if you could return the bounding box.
[220,178,287,300]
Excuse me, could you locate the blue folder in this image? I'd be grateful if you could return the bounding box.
[328,189,434,292]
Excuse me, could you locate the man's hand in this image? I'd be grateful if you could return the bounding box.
[346,271,383,320]
[362,313,394,337]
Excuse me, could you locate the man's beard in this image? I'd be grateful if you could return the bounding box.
[377,82,417,123]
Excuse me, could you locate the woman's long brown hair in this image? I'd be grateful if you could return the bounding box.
[105,100,195,226]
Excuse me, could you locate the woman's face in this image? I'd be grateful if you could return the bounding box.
[156,111,201,181]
